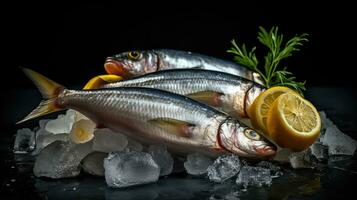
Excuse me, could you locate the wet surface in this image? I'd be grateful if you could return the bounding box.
[1,152,356,200]
[1,87,356,200]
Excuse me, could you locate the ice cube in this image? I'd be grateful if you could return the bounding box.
[273,148,293,163]
[14,128,36,153]
[236,166,272,188]
[66,109,77,118]
[148,145,173,176]
[322,125,357,156]
[81,152,107,176]
[39,119,50,129]
[239,158,249,166]
[328,155,352,163]
[35,125,51,138]
[310,142,328,161]
[319,111,334,131]
[104,151,160,188]
[207,154,241,183]
[32,128,69,155]
[45,110,76,134]
[184,153,213,175]
[33,141,93,178]
[125,138,143,152]
[74,111,89,121]
[92,129,128,153]
[289,150,315,169]
[256,161,283,178]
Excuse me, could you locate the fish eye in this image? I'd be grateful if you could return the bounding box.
[244,129,261,141]
[128,51,141,60]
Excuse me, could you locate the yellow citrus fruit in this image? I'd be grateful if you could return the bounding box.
[248,86,297,134]
[266,92,321,151]
[83,75,123,90]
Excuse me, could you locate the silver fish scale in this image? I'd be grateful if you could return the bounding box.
[155,49,254,81]
[103,69,261,117]
[105,69,251,88]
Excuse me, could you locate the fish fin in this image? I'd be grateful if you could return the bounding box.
[148,118,194,138]
[83,75,123,90]
[17,68,65,124]
[70,119,96,144]
[187,91,223,107]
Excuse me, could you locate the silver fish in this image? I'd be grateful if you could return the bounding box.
[101,69,265,118]
[104,49,263,84]
[18,69,276,158]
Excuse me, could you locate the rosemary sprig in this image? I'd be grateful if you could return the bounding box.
[227,26,308,94]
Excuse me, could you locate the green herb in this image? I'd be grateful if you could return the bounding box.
[227,26,308,94]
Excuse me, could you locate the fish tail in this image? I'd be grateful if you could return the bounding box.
[17,68,66,124]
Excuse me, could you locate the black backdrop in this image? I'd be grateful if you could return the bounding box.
[1,1,356,131]
[2,1,356,88]
[1,3,356,199]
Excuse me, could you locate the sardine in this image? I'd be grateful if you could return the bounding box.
[18,69,276,158]
[104,49,264,84]
[100,69,265,118]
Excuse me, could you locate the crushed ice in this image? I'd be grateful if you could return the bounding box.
[14,128,35,153]
[13,110,357,188]
[322,125,357,156]
[45,110,76,134]
[81,152,107,176]
[92,128,128,153]
[236,166,272,188]
[148,145,174,176]
[207,154,241,182]
[184,153,213,175]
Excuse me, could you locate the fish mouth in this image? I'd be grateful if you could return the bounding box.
[254,145,277,157]
[104,58,132,78]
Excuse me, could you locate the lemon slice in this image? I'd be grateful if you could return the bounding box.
[83,75,123,90]
[248,86,297,134]
[267,92,321,151]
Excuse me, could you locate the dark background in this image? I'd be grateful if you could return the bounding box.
[0,2,357,199]
[2,1,356,87]
[1,1,356,132]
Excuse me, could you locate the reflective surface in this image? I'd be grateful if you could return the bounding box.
[1,87,356,200]
[1,152,356,200]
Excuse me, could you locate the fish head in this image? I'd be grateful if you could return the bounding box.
[104,51,158,78]
[218,119,277,157]
[244,85,266,117]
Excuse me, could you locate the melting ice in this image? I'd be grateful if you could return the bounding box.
[104,151,160,188]
[13,110,357,189]
[184,153,213,176]
[236,166,272,188]
[207,154,241,183]
[33,141,93,178]
[14,128,35,153]
[81,152,107,176]
[148,145,174,176]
